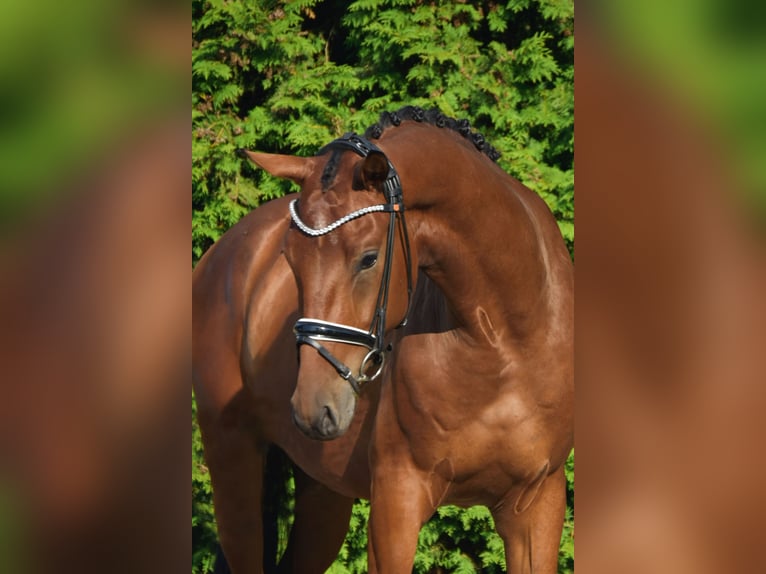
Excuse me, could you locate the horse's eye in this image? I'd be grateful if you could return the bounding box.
[359,252,378,271]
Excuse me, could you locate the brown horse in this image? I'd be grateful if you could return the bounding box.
[239,106,574,573]
[194,197,452,571]
[193,194,377,573]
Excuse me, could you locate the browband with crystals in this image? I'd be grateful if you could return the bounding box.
[289,200,399,237]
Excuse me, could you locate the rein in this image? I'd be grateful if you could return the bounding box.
[290,133,413,394]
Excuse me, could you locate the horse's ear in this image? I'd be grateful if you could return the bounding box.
[358,151,389,192]
[237,149,315,185]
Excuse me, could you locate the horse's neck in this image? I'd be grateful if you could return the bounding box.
[414,179,561,348]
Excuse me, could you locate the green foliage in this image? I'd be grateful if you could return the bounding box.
[415,505,505,573]
[192,396,217,574]
[192,0,573,262]
[193,0,573,570]
[560,449,575,573]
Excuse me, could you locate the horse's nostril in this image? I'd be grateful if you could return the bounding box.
[292,403,340,440]
[321,405,338,435]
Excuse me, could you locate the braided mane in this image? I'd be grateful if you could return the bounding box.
[318,106,500,192]
[363,105,501,162]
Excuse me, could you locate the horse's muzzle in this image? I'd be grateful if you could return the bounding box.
[291,401,343,441]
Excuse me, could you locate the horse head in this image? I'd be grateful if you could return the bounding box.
[241,139,413,440]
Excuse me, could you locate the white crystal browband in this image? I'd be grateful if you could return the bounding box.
[288,199,395,237]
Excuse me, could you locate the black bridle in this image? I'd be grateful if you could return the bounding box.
[289,133,413,394]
